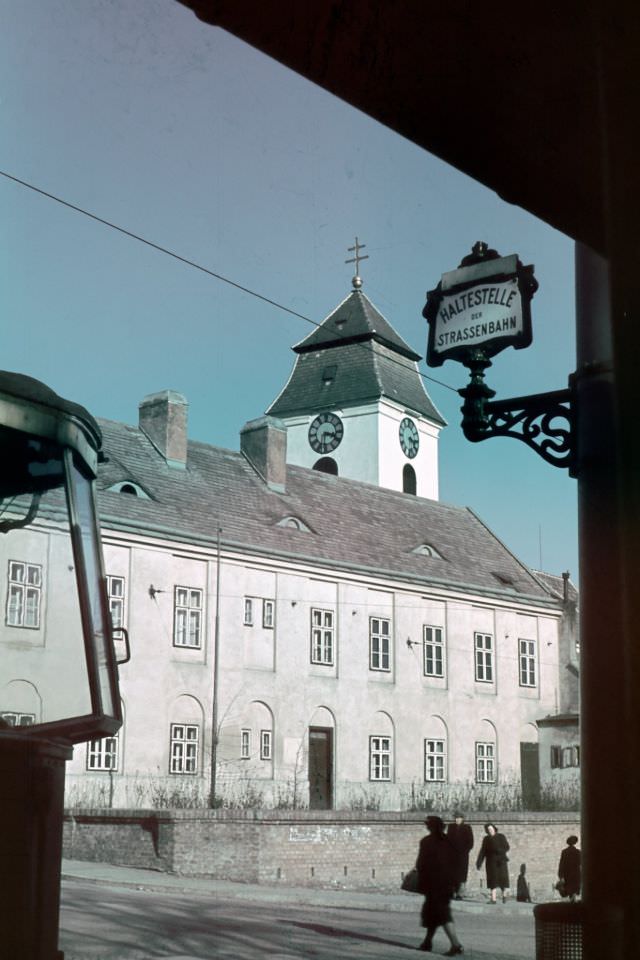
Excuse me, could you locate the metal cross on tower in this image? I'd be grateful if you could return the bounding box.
[345,236,369,288]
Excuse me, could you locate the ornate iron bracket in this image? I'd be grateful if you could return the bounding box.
[459,351,575,476]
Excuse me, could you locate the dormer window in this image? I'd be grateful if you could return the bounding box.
[322,365,337,385]
[107,480,150,499]
[412,543,444,560]
[276,516,312,533]
[492,570,517,588]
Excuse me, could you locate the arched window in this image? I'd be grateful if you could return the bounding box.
[313,457,338,475]
[403,463,416,494]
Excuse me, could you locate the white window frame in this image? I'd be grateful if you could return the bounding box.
[6,561,42,629]
[562,745,580,768]
[424,738,446,782]
[1,712,35,727]
[476,741,496,783]
[241,728,251,759]
[369,735,391,781]
[87,733,120,772]
[423,625,445,678]
[107,575,126,630]
[260,729,272,760]
[262,599,275,629]
[474,632,494,682]
[243,597,254,626]
[519,638,537,687]
[169,723,199,774]
[173,586,203,648]
[311,608,334,665]
[369,617,391,672]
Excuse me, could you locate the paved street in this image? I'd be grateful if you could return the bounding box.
[60,873,536,960]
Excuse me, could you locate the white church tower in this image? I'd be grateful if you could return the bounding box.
[267,242,446,498]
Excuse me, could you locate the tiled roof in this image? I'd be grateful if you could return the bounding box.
[531,569,579,605]
[267,289,445,424]
[267,340,445,422]
[292,289,421,359]
[96,418,554,605]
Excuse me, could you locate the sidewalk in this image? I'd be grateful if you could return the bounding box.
[61,859,536,916]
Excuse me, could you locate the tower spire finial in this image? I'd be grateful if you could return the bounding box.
[345,236,369,289]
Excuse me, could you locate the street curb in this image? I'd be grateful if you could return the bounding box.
[61,869,537,916]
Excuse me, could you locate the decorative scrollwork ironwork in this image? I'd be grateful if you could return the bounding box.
[476,390,574,471]
[458,354,575,474]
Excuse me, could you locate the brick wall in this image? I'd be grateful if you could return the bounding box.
[63,809,580,900]
[63,810,174,872]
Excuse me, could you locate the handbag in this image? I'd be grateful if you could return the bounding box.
[401,867,420,893]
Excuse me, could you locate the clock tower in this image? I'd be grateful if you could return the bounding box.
[267,262,446,499]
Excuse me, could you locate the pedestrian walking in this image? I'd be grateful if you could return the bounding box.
[475,822,510,903]
[557,835,581,902]
[415,815,464,955]
[447,811,474,899]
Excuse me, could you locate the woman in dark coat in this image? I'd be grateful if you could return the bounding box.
[415,815,464,955]
[558,835,581,901]
[475,822,510,903]
[447,811,474,899]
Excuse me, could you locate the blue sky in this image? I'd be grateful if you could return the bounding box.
[1,0,578,579]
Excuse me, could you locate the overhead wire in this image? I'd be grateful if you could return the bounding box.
[0,169,459,396]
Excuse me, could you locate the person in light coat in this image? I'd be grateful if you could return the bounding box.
[475,822,510,903]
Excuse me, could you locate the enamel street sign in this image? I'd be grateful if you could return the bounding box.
[423,246,537,367]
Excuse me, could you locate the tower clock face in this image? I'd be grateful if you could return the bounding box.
[399,417,419,458]
[308,412,344,454]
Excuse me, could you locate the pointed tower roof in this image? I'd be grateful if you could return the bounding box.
[267,284,446,425]
[293,288,421,360]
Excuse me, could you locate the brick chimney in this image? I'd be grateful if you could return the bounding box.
[240,417,287,492]
[138,390,188,469]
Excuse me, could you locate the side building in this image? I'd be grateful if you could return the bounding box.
[0,278,578,811]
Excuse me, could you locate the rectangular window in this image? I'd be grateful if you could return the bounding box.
[423,625,444,677]
[369,735,391,781]
[260,729,272,760]
[241,728,251,759]
[311,608,334,665]
[170,723,199,774]
[552,745,580,768]
[243,597,254,626]
[87,734,119,772]
[519,638,537,687]
[107,575,125,630]
[1,712,35,727]
[476,741,496,782]
[262,599,275,629]
[369,617,391,671]
[424,738,446,782]
[475,632,493,682]
[174,586,202,648]
[6,561,42,628]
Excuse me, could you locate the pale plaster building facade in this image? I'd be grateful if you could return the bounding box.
[0,280,578,810]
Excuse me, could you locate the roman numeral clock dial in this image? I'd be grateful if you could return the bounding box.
[308,412,344,454]
[399,417,419,458]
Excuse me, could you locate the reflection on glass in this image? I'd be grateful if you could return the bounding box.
[0,436,92,729]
